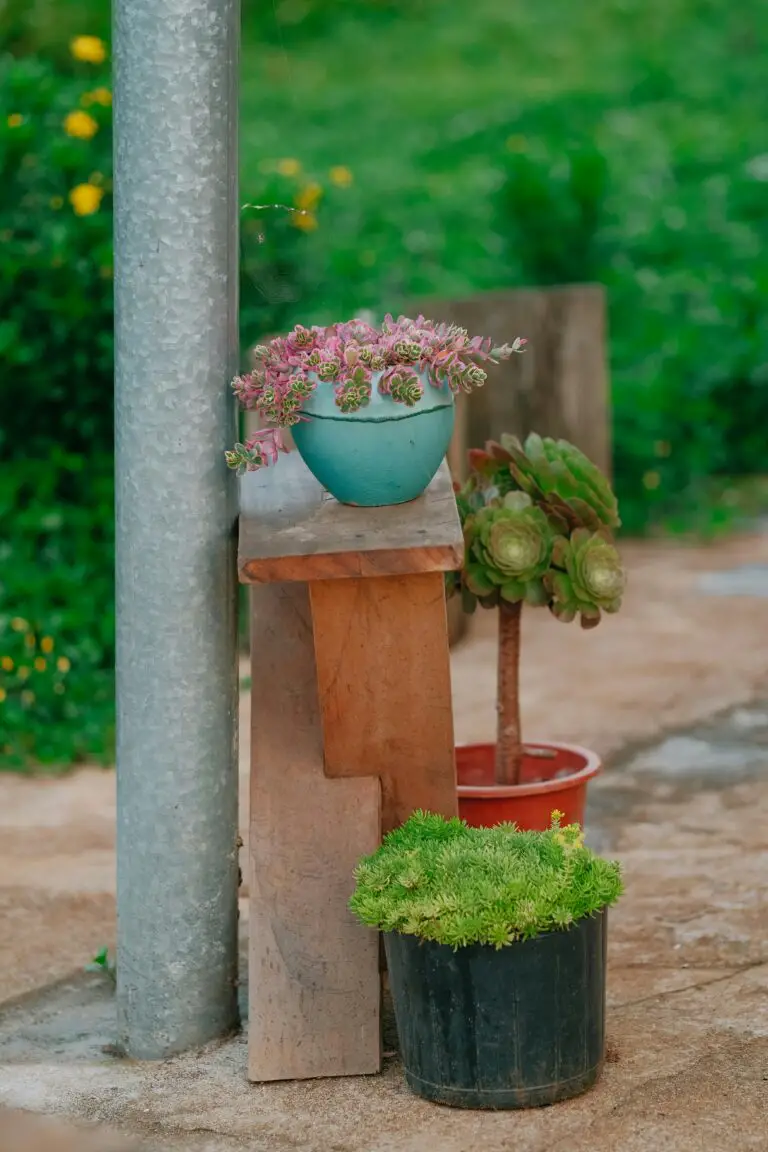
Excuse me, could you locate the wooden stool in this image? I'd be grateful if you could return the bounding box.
[239,454,462,1082]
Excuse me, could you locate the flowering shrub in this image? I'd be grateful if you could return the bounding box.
[226,315,525,473]
[0,38,113,461]
[0,38,116,771]
[0,452,115,770]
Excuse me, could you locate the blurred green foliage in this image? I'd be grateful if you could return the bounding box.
[0,452,115,769]
[3,0,768,769]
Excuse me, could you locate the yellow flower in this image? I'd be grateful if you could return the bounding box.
[10,618,28,632]
[50,196,64,210]
[21,690,35,707]
[7,114,23,129]
[277,158,301,177]
[64,110,99,140]
[18,666,30,681]
[70,36,107,64]
[57,657,71,673]
[294,181,323,211]
[643,470,661,490]
[34,658,47,672]
[69,183,104,216]
[40,637,54,654]
[290,210,318,232]
[0,688,5,703]
[0,657,13,672]
[329,165,353,187]
[24,633,36,649]
[83,87,111,108]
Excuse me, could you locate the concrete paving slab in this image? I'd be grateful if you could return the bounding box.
[1,699,767,1150]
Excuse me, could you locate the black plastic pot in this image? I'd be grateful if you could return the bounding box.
[383,910,607,1109]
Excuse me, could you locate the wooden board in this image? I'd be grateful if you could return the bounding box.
[248,581,381,1082]
[239,453,462,585]
[410,285,611,477]
[310,572,458,834]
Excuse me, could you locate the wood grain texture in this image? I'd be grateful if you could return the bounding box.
[410,285,611,477]
[248,581,381,1082]
[239,453,462,585]
[310,572,458,834]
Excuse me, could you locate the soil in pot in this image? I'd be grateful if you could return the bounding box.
[384,910,608,1109]
[456,741,601,831]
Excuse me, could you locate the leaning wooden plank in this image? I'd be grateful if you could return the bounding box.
[239,453,462,584]
[310,572,458,834]
[248,580,381,1081]
[411,285,611,477]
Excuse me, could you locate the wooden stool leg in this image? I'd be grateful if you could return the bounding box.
[309,572,458,834]
[248,582,381,1082]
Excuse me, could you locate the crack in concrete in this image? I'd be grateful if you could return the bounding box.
[612,958,768,1011]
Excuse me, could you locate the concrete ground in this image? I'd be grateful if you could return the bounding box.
[1,532,768,1150]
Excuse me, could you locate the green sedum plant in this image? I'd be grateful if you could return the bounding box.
[350,810,623,949]
[449,432,626,787]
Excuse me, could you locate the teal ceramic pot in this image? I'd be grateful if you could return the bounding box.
[291,369,455,507]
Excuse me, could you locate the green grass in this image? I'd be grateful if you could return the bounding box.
[350,810,623,948]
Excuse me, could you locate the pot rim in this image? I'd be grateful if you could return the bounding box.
[455,740,601,799]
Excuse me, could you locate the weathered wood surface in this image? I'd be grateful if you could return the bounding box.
[310,572,459,834]
[248,580,381,1082]
[239,452,463,584]
[412,284,611,477]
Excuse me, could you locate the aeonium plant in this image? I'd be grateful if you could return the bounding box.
[225,314,525,473]
[448,432,627,787]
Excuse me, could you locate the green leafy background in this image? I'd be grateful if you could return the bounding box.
[3,0,768,768]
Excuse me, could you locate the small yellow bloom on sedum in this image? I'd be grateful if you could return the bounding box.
[277,158,301,177]
[69,183,104,216]
[0,657,13,671]
[21,690,35,706]
[10,618,28,632]
[0,688,6,703]
[7,114,23,128]
[64,110,99,140]
[70,36,107,64]
[329,165,353,187]
[57,657,71,673]
[41,637,54,654]
[34,658,47,672]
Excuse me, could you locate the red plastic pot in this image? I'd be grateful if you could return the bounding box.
[456,741,601,831]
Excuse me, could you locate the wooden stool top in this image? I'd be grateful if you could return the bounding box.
[238,453,462,584]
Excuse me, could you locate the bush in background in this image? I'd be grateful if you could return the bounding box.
[0,452,115,768]
[0,38,115,768]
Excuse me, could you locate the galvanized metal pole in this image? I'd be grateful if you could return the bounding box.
[113,0,240,1057]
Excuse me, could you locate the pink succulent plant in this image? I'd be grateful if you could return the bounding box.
[226,315,525,474]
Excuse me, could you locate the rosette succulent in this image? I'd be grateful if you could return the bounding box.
[463,492,552,609]
[450,431,626,786]
[545,529,626,629]
[227,315,526,473]
[465,432,619,535]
